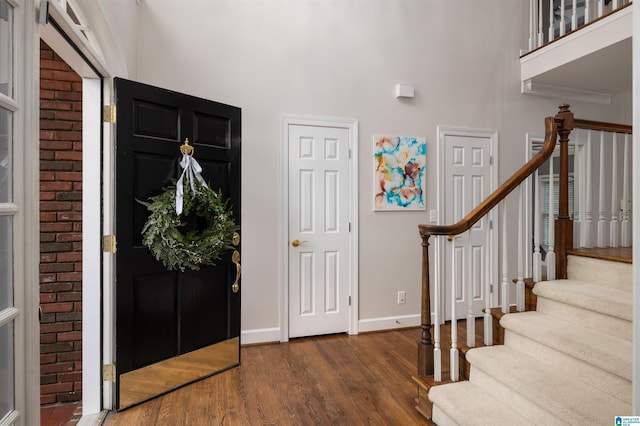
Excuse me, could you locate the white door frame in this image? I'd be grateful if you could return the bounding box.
[436,126,499,320]
[38,0,115,416]
[280,115,359,342]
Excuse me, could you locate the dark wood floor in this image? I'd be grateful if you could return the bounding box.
[104,328,429,425]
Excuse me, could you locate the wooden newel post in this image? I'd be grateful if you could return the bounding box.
[418,233,434,376]
[554,104,574,279]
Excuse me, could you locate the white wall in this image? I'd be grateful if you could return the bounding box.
[98,0,628,340]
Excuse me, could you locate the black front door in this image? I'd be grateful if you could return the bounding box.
[113,78,241,409]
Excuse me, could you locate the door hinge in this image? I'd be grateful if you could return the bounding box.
[348,296,351,306]
[489,156,493,166]
[103,364,116,382]
[489,220,493,230]
[103,235,117,253]
[349,222,351,232]
[490,284,494,293]
[103,105,116,123]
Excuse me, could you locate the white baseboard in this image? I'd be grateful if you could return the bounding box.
[358,314,420,333]
[240,327,280,345]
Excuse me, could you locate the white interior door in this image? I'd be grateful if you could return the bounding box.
[440,129,496,321]
[288,123,350,338]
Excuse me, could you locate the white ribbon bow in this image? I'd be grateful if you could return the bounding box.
[175,154,208,215]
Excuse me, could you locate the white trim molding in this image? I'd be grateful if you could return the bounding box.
[521,80,612,105]
[240,327,281,346]
[358,314,420,333]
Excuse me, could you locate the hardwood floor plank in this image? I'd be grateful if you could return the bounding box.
[104,328,429,425]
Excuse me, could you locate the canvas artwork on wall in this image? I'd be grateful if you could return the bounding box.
[373,135,426,211]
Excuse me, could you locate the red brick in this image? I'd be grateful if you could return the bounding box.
[41,140,73,151]
[40,353,57,364]
[40,394,56,405]
[40,322,73,334]
[39,89,55,100]
[40,192,56,201]
[40,382,73,394]
[40,342,74,354]
[40,100,72,111]
[40,333,58,344]
[40,150,55,161]
[57,292,81,303]
[52,70,81,82]
[54,151,82,161]
[57,392,81,403]
[56,253,81,263]
[39,293,56,304]
[41,302,74,314]
[58,372,82,383]
[41,79,72,91]
[40,263,75,273]
[54,111,82,122]
[40,222,73,232]
[43,161,75,171]
[40,253,57,263]
[55,172,82,182]
[55,91,82,102]
[40,171,56,181]
[56,233,82,243]
[57,272,82,282]
[57,351,81,362]
[40,201,73,211]
[57,331,82,342]
[40,282,74,293]
[40,234,55,243]
[41,242,73,253]
[40,59,71,71]
[54,131,82,142]
[41,362,74,374]
[40,212,57,222]
[40,120,74,131]
[39,273,57,283]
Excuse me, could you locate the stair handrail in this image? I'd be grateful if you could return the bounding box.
[417,106,571,376]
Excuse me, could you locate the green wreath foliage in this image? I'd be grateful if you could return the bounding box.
[139,181,237,272]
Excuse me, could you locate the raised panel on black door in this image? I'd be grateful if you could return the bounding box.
[114,77,241,409]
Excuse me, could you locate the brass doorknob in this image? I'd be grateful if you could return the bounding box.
[291,239,308,247]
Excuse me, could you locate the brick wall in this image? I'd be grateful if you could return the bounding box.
[39,40,83,406]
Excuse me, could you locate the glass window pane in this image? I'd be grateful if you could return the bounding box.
[0,0,14,98]
[0,322,14,421]
[0,215,11,311]
[0,107,10,203]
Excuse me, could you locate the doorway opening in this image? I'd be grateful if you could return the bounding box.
[39,40,84,413]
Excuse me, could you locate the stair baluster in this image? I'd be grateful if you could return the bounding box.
[483,216,493,346]
[434,236,442,382]
[547,151,556,280]
[533,168,542,282]
[621,133,631,246]
[585,130,593,247]
[610,132,620,247]
[597,131,607,247]
[467,232,476,347]
[450,235,459,382]
[501,202,510,314]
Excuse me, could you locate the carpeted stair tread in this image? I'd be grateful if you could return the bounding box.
[567,255,632,292]
[428,380,534,426]
[500,311,632,380]
[466,345,632,424]
[533,279,632,321]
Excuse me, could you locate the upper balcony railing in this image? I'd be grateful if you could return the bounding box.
[528,0,632,51]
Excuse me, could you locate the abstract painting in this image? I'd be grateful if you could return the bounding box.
[373,135,426,210]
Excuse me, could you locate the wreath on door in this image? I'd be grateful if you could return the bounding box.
[138,139,237,272]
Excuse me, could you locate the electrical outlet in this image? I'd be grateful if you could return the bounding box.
[429,210,437,223]
[397,291,406,304]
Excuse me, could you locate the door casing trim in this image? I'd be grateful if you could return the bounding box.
[280,115,359,342]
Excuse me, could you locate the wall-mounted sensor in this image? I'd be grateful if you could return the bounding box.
[395,84,415,98]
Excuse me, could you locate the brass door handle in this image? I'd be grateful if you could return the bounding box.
[291,239,308,247]
[232,250,241,293]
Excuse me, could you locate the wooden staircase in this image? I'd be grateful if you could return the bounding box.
[413,248,631,424]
